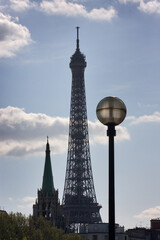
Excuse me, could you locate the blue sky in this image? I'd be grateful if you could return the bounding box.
[0,0,160,230]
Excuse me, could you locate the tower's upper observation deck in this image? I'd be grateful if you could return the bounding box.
[70,27,86,68]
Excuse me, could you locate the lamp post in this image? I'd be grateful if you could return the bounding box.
[96,96,127,240]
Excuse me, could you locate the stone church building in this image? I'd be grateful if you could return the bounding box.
[33,138,64,229]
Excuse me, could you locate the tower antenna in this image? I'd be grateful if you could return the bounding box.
[76,26,80,50]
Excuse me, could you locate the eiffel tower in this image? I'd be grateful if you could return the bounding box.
[62,27,102,229]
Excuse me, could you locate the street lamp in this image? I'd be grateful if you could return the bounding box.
[96,96,127,240]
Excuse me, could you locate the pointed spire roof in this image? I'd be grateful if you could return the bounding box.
[70,26,86,68]
[42,137,54,194]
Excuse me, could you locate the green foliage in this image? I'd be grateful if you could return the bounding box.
[62,233,84,240]
[0,212,84,240]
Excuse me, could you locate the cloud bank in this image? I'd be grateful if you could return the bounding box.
[9,196,35,214]
[0,107,159,158]
[6,0,117,21]
[40,0,117,21]
[134,206,160,219]
[10,0,37,12]
[0,12,32,58]
[0,106,130,157]
[8,0,160,17]
[139,0,160,15]
[128,112,160,125]
[118,0,160,15]
[118,0,140,3]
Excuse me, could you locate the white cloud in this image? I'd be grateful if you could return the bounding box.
[21,196,35,202]
[0,106,69,156]
[18,203,33,210]
[1,108,160,158]
[87,7,117,21]
[8,196,35,214]
[3,0,160,18]
[40,0,86,16]
[10,0,37,11]
[8,197,14,201]
[89,120,130,145]
[138,0,160,14]
[0,12,33,58]
[40,0,117,21]
[0,106,130,157]
[134,206,160,219]
[118,0,140,4]
[18,196,35,212]
[128,112,160,125]
[118,0,160,15]
[1,0,117,21]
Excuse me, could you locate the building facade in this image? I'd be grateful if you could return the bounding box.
[79,223,127,240]
[125,225,160,240]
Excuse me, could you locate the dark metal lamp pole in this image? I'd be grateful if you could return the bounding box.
[108,123,116,240]
[96,96,127,240]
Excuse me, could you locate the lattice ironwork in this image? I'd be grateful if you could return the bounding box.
[62,27,102,228]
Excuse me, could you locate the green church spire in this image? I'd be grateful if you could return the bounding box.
[42,137,54,194]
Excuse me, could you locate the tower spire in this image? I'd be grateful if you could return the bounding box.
[76,26,80,50]
[33,139,65,228]
[42,137,54,194]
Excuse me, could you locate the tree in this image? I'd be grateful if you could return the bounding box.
[0,212,84,240]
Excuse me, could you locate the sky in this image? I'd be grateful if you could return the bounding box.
[0,0,160,231]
